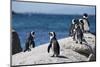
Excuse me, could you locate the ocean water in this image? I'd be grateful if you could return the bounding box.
[12,14,96,49]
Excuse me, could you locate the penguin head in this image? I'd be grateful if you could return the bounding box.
[73,19,79,29]
[31,31,35,35]
[72,19,79,24]
[79,19,83,23]
[31,31,35,38]
[83,13,88,19]
[49,32,56,40]
[72,19,75,24]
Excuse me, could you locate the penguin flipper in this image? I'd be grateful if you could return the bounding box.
[47,44,52,53]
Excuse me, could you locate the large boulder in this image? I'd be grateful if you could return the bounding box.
[60,33,96,59]
[12,30,22,55]
[62,41,92,56]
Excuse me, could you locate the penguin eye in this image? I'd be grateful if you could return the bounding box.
[32,32,35,35]
[50,34,53,36]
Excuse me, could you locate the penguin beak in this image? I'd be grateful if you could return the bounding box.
[83,16,88,19]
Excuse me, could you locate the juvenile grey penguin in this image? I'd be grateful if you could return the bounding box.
[47,32,60,57]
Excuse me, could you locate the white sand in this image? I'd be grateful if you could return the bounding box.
[12,33,96,66]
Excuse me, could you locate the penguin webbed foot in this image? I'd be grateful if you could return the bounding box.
[23,48,27,52]
[76,41,78,43]
[28,49,31,51]
[51,55,55,57]
[51,54,59,57]
[80,42,82,44]
[24,48,31,52]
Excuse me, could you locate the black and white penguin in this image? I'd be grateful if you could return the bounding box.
[47,32,60,57]
[79,19,84,33]
[70,19,79,41]
[82,13,90,32]
[24,31,35,52]
[69,19,76,37]
[74,20,83,44]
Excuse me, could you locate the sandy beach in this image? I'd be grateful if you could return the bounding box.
[12,33,96,66]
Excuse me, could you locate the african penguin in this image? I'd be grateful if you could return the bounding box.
[24,31,35,52]
[82,13,90,32]
[74,20,83,44]
[69,19,76,37]
[47,32,60,57]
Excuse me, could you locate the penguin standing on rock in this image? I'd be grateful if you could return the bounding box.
[69,19,76,37]
[82,13,90,32]
[75,21,83,44]
[48,32,60,57]
[69,19,77,40]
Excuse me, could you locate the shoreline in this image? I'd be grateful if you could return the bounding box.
[12,33,96,66]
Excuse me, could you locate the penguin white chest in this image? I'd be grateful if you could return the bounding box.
[51,43,55,55]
